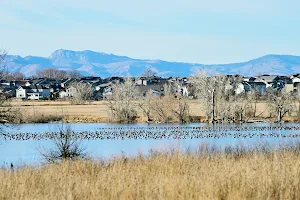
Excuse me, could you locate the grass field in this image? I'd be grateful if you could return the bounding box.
[12,100,273,123]
[1,146,300,200]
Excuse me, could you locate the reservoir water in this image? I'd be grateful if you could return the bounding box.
[1,123,300,166]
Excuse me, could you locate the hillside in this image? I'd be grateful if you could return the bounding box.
[4,49,300,77]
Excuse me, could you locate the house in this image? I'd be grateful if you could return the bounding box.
[16,85,51,100]
[66,86,77,98]
[80,77,102,84]
[278,76,293,93]
[246,77,268,95]
[11,80,31,87]
[291,74,300,95]
[103,87,113,99]
[61,78,76,88]
[235,83,245,95]
[135,77,148,86]
[102,77,124,84]
[59,90,67,99]
[137,85,164,97]
[175,85,189,97]
[95,82,111,91]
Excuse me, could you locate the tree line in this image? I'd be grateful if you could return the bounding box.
[106,71,297,124]
[2,68,83,81]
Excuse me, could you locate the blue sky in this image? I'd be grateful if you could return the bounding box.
[1,0,300,64]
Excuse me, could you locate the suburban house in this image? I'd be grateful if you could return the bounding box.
[246,77,268,95]
[61,78,76,88]
[175,85,189,97]
[102,87,113,99]
[291,74,300,95]
[16,85,51,100]
[95,82,112,92]
[66,86,77,98]
[11,80,31,87]
[135,77,148,86]
[226,83,245,95]
[277,76,293,93]
[137,85,164,97]
[59,90,68,99]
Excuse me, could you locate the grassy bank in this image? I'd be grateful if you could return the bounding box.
[2,146,300,199]
[12,100,280,123]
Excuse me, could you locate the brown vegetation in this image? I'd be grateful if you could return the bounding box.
[10,99,300,123]
[1,146,300,199]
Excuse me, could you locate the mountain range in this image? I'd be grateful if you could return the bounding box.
[4,49,300,77]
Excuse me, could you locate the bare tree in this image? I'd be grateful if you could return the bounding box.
[39,124,87,163]
[137,90,153,122]
[250,89,260,117]
[2,72,25,81]
[218,93,252,123]
[141,68,157,77]
[267,88,295,122]
[170,80,190,123]
[71,82,94,104]
[0,50,7,79]
[67,70,82,79]
[0,51,20,132]
[191,70,226,123]
[36,68,67,79]
[150,84,176,123]
[107,77,139,123]
[172,96,190,123]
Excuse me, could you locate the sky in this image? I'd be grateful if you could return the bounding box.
[1,0,300,64]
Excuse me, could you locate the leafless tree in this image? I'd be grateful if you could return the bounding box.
[67,70,82,79]
[267,88,295,122]
[2,72,25,81]
[172,96,190,123]
[141,68,157,77]
[150,84,175,123]
[218,93,252,123]
[191,70,226,123]
[0,50,7,79]
[107,77,139,123]
[0,51,20,132]
[249,89,260,117]
[137,91,153,122]
[36,68,67,79]
[71,82,94,104]
[39,124,87,163]
[169,80,190,123]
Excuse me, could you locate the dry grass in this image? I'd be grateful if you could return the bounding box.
[1,148,300,200]
[12,100,273,123]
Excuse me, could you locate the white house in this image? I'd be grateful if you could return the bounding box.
[135,78,148,86]
[59,90,67,99]
[66,86,77,98]
[16,85,51,100]
[235,83,245,95]
[291,76,300,95]
[102,87,113,99]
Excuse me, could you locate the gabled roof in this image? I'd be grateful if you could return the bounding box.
[14,80,30,85]
[256,75,279,83]
[19,85,50,90]
[136,85,164,94]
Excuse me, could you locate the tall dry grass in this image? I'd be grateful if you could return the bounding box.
[1,146,300,200]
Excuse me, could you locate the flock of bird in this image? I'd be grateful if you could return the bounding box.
[2,125,300,141]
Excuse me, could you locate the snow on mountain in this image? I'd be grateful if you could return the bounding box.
[4,50,300,77]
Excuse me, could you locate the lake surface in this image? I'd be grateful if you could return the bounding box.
[1,123,300,166]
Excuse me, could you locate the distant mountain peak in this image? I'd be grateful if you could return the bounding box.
[4,49,300,77]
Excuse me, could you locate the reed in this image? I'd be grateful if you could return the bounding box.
[1,145,300,200]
